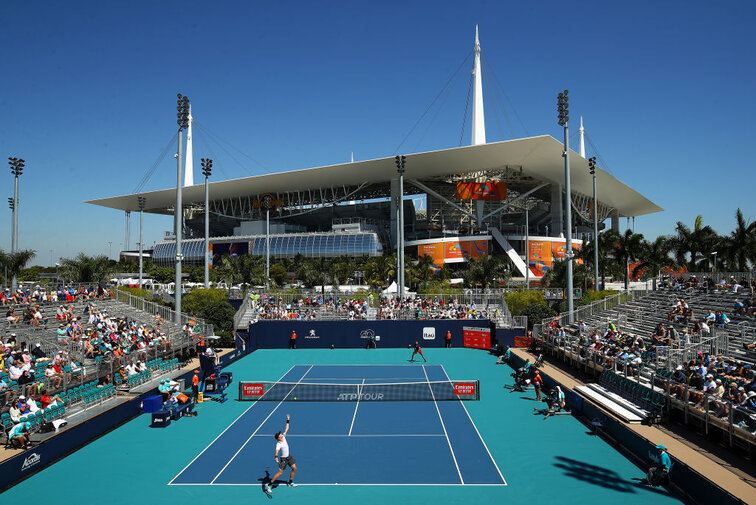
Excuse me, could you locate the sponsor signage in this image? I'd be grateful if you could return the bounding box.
[453,382,477,395]
[305,329,319,339]
[528,239,582,277]
[456,182,507,200]
[463,326,491,349]
[242,383,265,397]
[422,327,436,340]
[337,392,385,401]
[359,329,375,340]
[21,453,41,472]
[418,239,489,266]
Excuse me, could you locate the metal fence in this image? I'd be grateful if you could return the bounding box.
[542,290,649,328]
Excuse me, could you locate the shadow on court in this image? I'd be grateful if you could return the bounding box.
[554,456,674,497]
[257,470,294,490]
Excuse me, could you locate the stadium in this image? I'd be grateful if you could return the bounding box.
[2,25,755,505]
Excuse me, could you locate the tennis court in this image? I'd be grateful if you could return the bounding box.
[1,348,683,504]
[170,364,504,486]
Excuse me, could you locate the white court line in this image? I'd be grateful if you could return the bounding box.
[441,364,507,485]
[170,482,507,487]
[168,365,296,485]
[209,365,313,484]
[348,378,365,436]
[422,365,464,485]
[252,434,446,437]
[301,377,426,380]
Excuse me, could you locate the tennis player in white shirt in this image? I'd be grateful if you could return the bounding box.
[265,414,298,493]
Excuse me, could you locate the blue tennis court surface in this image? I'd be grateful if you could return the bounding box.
[171,364,505,486]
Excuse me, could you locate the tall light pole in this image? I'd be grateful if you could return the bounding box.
[558,90,574,322]
[8,157,24,291]
[395,155,406,298]
[588,156,600,291]
[175,93,190,321]
[137,196,146,289]
[525,203,530,290]
[201,158,213,288]
[261,194,274,289]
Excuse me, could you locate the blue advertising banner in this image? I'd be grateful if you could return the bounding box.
[248,320,495,349]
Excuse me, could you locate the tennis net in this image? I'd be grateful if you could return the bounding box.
[238,380,480,402]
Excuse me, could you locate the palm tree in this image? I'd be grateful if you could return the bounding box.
[463,254,509,289]
[723,208,756,272]
[365,254,396,289]
[576,229,620,290]
[612,229,645,289]
[631,236,677,288]
[59,253,112,283]
[0,249,36,288]
[542,258,588,292]
[412,254,436,291]
[669,215,719,271]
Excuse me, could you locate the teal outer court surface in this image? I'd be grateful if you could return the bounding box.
[1,349,682,504]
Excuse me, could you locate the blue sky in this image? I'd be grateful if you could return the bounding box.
[1,0,754,266]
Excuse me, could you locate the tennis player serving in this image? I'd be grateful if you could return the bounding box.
[265,414,297,493]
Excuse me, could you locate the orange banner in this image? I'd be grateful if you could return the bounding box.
[456,182,507,200]
[418,240,489,266]
[528,240,582,276]
[514,336,533,348]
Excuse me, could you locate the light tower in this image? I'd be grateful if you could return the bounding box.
[137,196,146,289]
[557,90,574,322]
[8,157,24,291]
[175,94,190,321]
[201,157,213,288]
[588,156,599,291]
[184,104,194,186]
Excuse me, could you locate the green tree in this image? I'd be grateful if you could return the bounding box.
[181,288,236,332]
[612,229,645,289]
[59,253,112,283]
[269,264,287,286]
[723,208,756,271]
[463,254,509,289]
[149,264,175,284]
[670,215,719,271]
[0,249,37,286]
[631,236,677,287]
[541,259,588,291]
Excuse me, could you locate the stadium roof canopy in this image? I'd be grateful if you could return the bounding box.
[86,135,662,217]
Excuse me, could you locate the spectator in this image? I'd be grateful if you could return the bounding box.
[9,421,32,449]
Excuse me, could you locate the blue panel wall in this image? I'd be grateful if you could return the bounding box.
[248,320,493,349]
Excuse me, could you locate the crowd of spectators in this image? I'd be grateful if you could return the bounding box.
[2,284,113,306]
[375,296,498,320]
[248,293,499,321]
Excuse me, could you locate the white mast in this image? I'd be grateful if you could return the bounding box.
[184,104,194,186]
[579,116,586,158]
[471,25,486,145]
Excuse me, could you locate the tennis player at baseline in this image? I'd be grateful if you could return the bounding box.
[265,414,297,493]
[410,341,427,362]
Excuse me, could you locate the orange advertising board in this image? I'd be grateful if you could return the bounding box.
[528,240,582,276]
[456,182,507,200]
[418,240,489,266]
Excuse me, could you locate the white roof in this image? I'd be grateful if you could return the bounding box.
[86,135,662,217]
